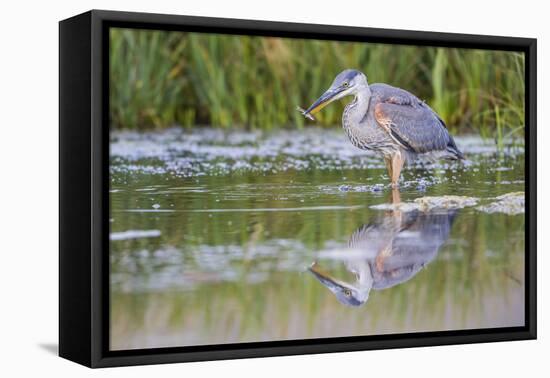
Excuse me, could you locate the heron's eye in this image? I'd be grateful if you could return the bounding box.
[344,289,352,297]
[342,82,349,88]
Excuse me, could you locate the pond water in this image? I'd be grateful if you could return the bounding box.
[109,127,525,350]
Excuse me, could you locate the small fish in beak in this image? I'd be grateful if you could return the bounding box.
[297,85,347,121]
[296,106,315,120]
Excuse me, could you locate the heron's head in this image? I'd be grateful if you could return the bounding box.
[308,262,370,307]
[305,69,368,115]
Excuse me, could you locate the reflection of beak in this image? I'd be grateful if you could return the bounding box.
[305,87,345,115]
[308,262,353,292]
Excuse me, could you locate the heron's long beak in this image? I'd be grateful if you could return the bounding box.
[308,262,353,292]
[305,87,345,115]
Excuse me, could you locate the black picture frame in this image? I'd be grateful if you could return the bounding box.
[59,9,537,368]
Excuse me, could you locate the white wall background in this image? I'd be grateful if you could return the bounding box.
[0,0,546,376]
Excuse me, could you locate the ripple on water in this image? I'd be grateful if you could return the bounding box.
[110,239,311,293]
[110,229,162,241]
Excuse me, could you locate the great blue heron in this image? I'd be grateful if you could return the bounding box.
[299,69,464,187]
[308,208,457,307]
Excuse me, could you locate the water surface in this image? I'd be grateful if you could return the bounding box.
[109,128,525,350]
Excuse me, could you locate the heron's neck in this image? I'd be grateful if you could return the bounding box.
[356,263,373,302]
[343,85,371,128]
[348,260,374,302]
[354,262,373,288]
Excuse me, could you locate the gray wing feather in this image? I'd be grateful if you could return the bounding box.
[371,84,451,153]
[375,102,450,153]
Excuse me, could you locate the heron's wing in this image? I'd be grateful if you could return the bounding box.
[373,101,450,154]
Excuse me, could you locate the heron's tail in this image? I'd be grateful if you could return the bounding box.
[446,146,465,160]
[446,136,465,160]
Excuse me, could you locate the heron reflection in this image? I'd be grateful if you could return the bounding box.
[309,207,457,307]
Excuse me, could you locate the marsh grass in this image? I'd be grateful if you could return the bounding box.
[110,29,525,142]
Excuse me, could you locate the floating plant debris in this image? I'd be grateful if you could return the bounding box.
[370,195,479,212]
[477,192,525,215]
[110,128,523,181]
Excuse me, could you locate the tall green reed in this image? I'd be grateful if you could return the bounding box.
[110,28,525,140]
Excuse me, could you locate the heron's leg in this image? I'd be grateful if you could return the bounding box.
[391,187,401,204]
[390,152,404,188]
[384,157,393,181]
[375,243,393,272]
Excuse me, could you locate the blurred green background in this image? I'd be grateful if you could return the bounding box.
[109,28,525,140]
